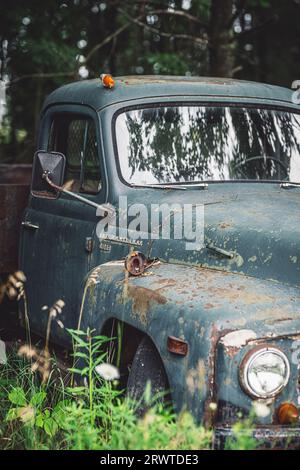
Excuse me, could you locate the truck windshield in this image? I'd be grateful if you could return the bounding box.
[115,105,300,185]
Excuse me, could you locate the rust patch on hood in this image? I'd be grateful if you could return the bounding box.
[125,284,167,325]
[208,286,274,305]
[218,221,233,229]
[204,303,220,310]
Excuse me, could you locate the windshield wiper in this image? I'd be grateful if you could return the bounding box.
[280,182,300,189]
[132,182,209,190]
[133,183,187,190]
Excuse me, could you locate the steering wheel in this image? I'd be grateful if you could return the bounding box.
[231,156,289,179]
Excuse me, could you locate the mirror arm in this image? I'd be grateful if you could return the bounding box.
[42,171,61,192]
[42,171,115,216]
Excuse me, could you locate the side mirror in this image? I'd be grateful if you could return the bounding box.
[31,151,66,197]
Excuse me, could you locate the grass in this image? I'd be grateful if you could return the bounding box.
[0,272,257,451]
[0,330,214,450]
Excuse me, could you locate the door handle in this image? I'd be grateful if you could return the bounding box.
[22,221,39,230]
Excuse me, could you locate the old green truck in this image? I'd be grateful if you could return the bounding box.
[1,75,300,448]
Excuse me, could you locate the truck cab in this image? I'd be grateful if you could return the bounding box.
[3,75,300,447]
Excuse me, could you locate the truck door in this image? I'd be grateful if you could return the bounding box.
[20,106,105,346]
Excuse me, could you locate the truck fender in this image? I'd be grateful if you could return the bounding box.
[77,259,215,420]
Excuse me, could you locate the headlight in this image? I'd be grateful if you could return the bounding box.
[240,346,290,399]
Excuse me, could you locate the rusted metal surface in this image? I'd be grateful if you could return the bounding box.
[0,184,29,273]
[124,284,167,326]
[77,260,300,429]
[125,251,147,276]
[214,425,300,449]
[167,336,188,356]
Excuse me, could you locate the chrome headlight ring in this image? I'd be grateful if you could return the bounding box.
[239,346,290,399]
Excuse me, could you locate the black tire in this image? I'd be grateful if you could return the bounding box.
[127,336,171,415]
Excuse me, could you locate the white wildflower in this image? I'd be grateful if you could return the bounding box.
[252,401,270,418]
[209,402,217,412]
[95,363,120,381]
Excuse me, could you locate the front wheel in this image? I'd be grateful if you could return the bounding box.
[127,336,171,416]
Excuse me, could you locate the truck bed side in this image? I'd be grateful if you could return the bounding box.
[0,165,31,273]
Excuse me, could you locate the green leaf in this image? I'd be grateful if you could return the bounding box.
[67,330,88,347]
[30,391,46,407]
[65,386,86,395]
[35,412,44,428]
[53,400,70,412]
[67,329,86,336]
[8,387,27,406]
[44,416,58,437]
[93,335,111,342]
[94,354,108,367]
[52,401,68,428]
[71,351,89,360]
[68,367,88,376]
[91,345,106,355]
[6,407,18,422]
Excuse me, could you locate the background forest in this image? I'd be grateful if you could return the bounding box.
[0,0,299,164]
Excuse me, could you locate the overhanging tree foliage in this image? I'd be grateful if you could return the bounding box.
[0,0,299,163]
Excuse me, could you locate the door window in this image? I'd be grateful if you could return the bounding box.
[48,114,102,194]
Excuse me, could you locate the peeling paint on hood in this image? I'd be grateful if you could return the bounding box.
[220,329,257,348]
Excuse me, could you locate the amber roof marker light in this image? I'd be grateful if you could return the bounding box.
[100,73,115,89]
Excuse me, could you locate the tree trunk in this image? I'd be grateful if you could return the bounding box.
[209,0,235,77]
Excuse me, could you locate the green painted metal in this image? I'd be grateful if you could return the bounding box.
[19,76,300,442]
[43,76,296,112]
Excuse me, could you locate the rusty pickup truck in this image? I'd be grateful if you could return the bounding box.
[2,75,300,448]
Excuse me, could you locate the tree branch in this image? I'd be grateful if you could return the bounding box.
[85,21,132,64]
[144,8,208,29]
[85,5,208,66]
[118,8,208,46]
[7,71,76,86]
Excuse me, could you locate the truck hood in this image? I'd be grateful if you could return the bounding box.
[151,262,300,339]
[128,183,300,288]
[90,260,300,341]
